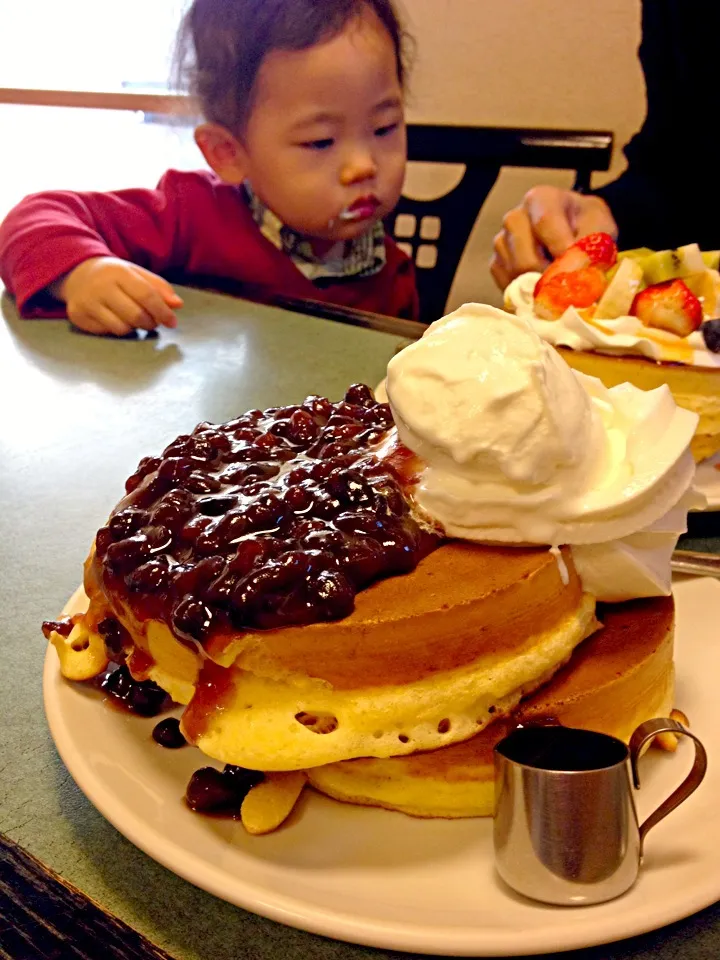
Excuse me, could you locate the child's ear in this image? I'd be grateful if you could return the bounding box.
[194,124,248,183]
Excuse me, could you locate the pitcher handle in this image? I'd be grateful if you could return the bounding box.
[629,717,707,850]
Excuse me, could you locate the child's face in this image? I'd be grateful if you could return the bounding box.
[238,7,406,245]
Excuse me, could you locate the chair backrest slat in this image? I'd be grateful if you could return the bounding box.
[392,125,613,324]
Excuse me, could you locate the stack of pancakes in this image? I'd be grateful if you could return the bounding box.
[63,534,674,825]
[47,378,681,828]
[84,541,597,772]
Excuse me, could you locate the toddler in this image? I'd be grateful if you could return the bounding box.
[0,0,417,336]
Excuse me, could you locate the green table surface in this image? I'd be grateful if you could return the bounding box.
[2,287,719,960]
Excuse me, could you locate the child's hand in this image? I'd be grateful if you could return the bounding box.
[57,257,183,336]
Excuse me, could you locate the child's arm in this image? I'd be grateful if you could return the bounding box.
[0,172,194,335]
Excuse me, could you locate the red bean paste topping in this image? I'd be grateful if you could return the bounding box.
[41,615,80,640]
[152,717,187,748]
[185,765,265,816]
[93,386,439,646]
[101,664,170,716]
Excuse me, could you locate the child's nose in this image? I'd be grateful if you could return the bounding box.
[340,150,377,186]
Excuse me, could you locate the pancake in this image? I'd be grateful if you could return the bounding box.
[178,544,595,770]
[307,595,674,817]
[81,540,596,771]
[556,347,720,462]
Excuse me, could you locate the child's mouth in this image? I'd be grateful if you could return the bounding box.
[338,196,380,222]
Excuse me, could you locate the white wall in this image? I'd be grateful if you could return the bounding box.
[400,0,646,307]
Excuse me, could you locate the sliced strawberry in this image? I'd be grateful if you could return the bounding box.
[542,246,590,281]
[631,279,702,337]
[543,232,618,281]
[534,267,607,320]
[574,232,618,271]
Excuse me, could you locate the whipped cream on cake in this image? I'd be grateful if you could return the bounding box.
[384,304,702,602]
[505,272,720,369]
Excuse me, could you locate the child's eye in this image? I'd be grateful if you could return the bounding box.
[301,138,335,151]
[375,123,399,138]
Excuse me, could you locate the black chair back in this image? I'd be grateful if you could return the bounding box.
[386,125,613,324]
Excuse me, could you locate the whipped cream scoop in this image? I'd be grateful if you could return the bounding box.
[384,303,703,601]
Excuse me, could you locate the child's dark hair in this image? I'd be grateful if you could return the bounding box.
[175,0,408,134]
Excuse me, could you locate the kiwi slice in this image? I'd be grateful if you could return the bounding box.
[641,243,706,284]
[617,247,654,262]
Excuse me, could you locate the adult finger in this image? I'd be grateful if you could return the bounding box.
[490,230,510,289]
[523,186,575,258]
[503,208,545,275]
[490,233,513,290]
[571,195,618,241]
[490,256,512,292]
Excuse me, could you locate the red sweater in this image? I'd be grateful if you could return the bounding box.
[0,169,419,321]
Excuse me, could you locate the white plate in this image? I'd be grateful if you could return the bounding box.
[694,453,720,509]
[44,578,720,957]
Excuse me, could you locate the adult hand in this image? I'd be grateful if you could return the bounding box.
[490,186,618,291]
[56,257,183,336]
